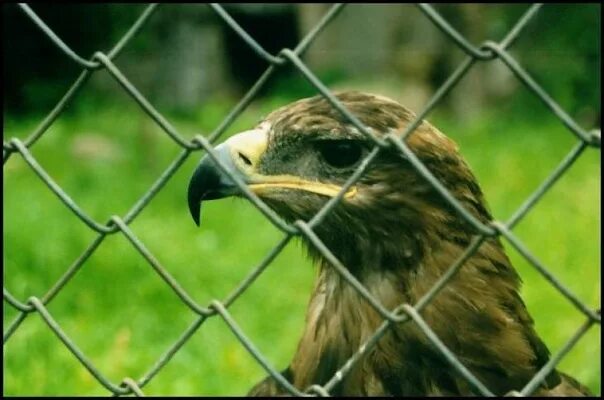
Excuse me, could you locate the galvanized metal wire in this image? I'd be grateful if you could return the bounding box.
[3,3,600,396]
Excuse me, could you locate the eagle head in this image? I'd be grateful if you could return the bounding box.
[188,91,490,274]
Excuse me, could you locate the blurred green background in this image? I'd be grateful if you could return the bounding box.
[3,3,600,396]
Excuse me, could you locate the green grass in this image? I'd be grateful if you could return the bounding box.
[3,96,600,395]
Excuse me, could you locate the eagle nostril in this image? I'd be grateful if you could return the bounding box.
[238,152,252,167]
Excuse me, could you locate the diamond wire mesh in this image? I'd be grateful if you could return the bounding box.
[3,3,601,397]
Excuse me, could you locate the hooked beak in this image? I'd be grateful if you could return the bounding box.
[187,142,241,226]
[187,127,357,226]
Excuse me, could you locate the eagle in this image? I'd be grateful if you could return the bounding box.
[187,91,591,396]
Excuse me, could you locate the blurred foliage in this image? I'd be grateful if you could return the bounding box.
[425,4,600,126]
[2,4,143,113]
[2,4,600,123]
[2,2,601,397]
[502,4,600,122]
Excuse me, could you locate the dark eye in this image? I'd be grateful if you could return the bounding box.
[315,140,363,169]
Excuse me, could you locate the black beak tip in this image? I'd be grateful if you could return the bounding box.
[187,177,202,227]
[191,204,201,227]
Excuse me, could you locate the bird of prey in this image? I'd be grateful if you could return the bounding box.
[187,91,591,396]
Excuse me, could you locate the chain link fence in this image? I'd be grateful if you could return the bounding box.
[3,3,600,396]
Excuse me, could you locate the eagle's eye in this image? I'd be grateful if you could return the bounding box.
[315,140,363,169]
